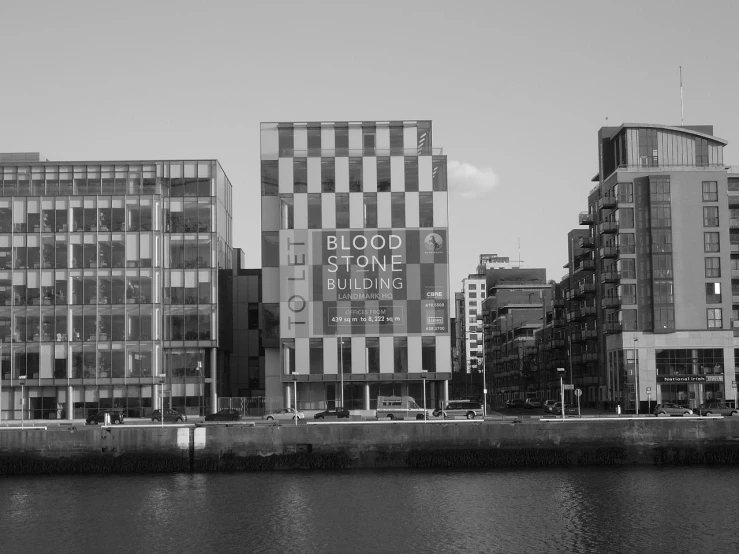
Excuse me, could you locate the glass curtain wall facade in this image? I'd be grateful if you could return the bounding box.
[0,156,232,420]
[261,121,452,411]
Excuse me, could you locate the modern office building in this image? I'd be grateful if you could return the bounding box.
[0,153,233,420]
[581,124,738,411]
[260,121,452,411]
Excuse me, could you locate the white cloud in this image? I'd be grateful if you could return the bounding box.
[447,160,500,199]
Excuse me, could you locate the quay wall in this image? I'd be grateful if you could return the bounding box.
[2,418,739,474]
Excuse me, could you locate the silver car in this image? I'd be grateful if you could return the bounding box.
[263,408,305,421]
[653,403,693,417]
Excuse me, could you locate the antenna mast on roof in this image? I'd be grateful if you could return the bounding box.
[680,66,684,126]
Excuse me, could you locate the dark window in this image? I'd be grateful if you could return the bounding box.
[377,157,391,191]
[617,182,633,203]
[419,192,433,227]
[321,158,335,192]
[432,156,447,191]
[417,122,431,156]
[404,157,418,192]
[393,337,407,373]
[366,337,379,373]
[391,192,405,227]
[261,232,279,267]
[619,207,634,228]
[336,193,349,229]
[638,128,658,167]
[309,339,323,375]
[363,193,377,228]
[696,138,709,167]
[390,125,404,155]
[278,127,294,157]
[308,194,322,229]
[335,124,349,156]
[338,337,351,373]
[307,126,321,157]
[706,282,722,304]
[362,124,376,156]
[651,229,672,253]
[702,181,718,201]
[650,177,671,202]
[651,205,671,227]
[280,195,294,230]
[293,158,307,193]
[421,336,436,372]
[349,158,363,192]
[261,161,278,196]
[619,233,635,254]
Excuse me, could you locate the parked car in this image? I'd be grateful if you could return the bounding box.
[314,407,350,419]
[151,408,187,423]
[263,408,305,421]
[506,399,525,409]
[85,410,124,425]
[653,403,693,417]
[695,402,739,417]
[432,400,483,419]
[204,409,241,422]
[543,400,558,413]
[525,398,543,409]
[552,402,578,416]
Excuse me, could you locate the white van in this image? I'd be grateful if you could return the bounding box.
[375,396,428,420]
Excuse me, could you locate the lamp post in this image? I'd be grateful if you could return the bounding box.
[19,374,27,429]
[421,370,427,423]
[197,361,204,417]
[339,336,344,409]
[633,337,639,416]
[557,367,565,421]
[158,374,165,428]
[292,371,298,426]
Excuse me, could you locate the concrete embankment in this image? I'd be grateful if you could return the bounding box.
[2,417,739,475]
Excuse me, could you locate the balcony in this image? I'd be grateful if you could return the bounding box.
[582,328,598,340]
[578,236,594,249]
[603,322,622,334]
[581,305,597,317]
[601,270,620,283]
[578,282,596,295]
[570,331,583,343]
[602,296,621,309]
[583,352,598,362]
[599,246,619,258]
[598,196,618,210]
[574,259,595,273]
[579,211,594,225]
[552,298,565,308]
[731,219,739,229]
[566,309,583,322]
[552,318,566,327]
[599,221,618,234]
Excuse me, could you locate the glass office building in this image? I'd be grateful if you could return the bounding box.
[260,121,452,411]
[0,154,232,420]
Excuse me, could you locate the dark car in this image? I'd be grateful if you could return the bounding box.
[204,409,241,422]
[85,410,124,425]
[695,402,739,417]
[552,402,578,416]
[506,399,525,409]
[151,408,187,423]
[314,407,350,420]
[653,403,693,417]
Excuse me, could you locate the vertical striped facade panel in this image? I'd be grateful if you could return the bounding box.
[363,157,377,192]
[307,158,321,193]
[335,157,349,193]
[405,192,420,228]
[278,158,293,193]
[390,157,405,192]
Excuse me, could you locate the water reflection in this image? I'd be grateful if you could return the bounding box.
[1,467,739,553]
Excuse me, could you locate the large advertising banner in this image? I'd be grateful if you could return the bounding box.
[281,228,449,338]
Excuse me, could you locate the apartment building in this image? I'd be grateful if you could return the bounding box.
[260,121,451,411]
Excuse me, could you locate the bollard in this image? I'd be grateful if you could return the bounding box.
[616,404,621,416]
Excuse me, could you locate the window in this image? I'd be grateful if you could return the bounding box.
[308,193,322,229]
[293,158,307,193]
[261,161,278,196]
[421,336,436,372]
[654,307,675,331]
[705,257,721,278]
[650,205,671,227]
[651,229,672,253]
[618,207,634,229]
[653,281,673,303]
[419,192,433,227]
[391,192,405,227]
[362,124,376,156]
[696,139,709,167]
[377,157,391,191]
[280,195,294,229]
[363,193,377,228]
[432,156,447,191]
[703,206,719,227]
[617,182,633,203]
[321,158,335,192]
[639,128,658,167]
[349,158,362,192]
[366,337,379,373]
[652,255,672,278]
[338,336,351,373]
[307,126,321,157]
[704,232,720,252]
[468,308,477,315]
[404,157,418,191]
[389,125,404,155]
[706,282,722,304]
[393,337,407,373]
[278,126,294,156]
[707,308,723,328]
[468,316,476,323]
[702,181,718,201]
[309,339,323,374]
[620,284,636,305]
[619,233,635,254]
[336,193,349,229]
[619,258,636,279]
[335,124,349,156]
[468,292,477,298]
[650,176,670,201]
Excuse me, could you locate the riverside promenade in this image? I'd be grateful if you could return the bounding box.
[2,409,739,474]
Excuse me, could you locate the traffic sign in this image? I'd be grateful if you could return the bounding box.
[574,388,582,397]
[564,384,574,390]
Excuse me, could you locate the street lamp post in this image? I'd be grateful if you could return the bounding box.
[633,337,639,416]
[197,361,204,417]
[557,367,565,421]
[421,370,427,423]
[339,336,344,409]
[292,372,298,426]
[158,375,165,428]
[19,374,27,428]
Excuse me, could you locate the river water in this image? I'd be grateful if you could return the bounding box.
[1,467,738,553]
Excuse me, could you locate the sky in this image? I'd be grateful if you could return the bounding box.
[2,0,739,291]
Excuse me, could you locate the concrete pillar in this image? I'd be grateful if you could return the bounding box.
[442,380,449,404]
[285,382,292,409]
[364,384,370,410]
[67,384,74,420]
